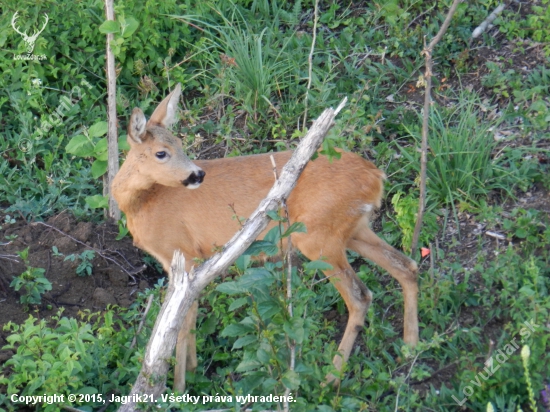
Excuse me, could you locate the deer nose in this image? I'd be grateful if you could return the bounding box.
[183,169,205,186]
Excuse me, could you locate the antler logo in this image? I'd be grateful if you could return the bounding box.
[11,12,49,54]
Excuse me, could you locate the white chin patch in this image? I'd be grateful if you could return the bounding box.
[186,183,201,190]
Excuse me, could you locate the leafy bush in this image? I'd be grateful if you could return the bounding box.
[9,247,52,305]
[0,0,194,218]
[498,0,550,56]
[0,283,165,411]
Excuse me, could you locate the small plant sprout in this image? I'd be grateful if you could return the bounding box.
[64,250,95,276]
[51,246,64,257]
[4,215,16,225]
[10,248,52,306]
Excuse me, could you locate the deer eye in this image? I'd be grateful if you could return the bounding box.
[156,151,167,159]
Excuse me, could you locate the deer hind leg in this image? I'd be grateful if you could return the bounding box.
[174,299,198,393]
[295,237,372,383]
[347,225,419,346]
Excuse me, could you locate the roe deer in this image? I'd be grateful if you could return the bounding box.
[112,84,419,392]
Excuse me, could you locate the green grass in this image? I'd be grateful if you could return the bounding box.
[1,0,549,410]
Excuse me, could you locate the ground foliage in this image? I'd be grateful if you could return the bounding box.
[0,0,549,411]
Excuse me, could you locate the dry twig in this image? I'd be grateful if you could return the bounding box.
[302,0,320,131]
[410,0,462,255]
[471,3,506,40]
[270,155,295,412]
[104,0,121,220]
[129,293,154,350]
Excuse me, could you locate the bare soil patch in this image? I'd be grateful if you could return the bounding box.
[0,211,161,374]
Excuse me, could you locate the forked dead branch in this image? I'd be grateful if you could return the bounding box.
[112,84,419,408]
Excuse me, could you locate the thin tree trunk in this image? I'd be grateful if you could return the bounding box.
[105,0,120,220]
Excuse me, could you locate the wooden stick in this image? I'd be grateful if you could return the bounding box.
[472,3,506,39]
[302,0,319,131]
[105,0,121,220]
[129,293,154,350]
[410,0,462,256]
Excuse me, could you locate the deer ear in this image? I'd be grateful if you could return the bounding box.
[147,83,182,128]
[128,108,147,145]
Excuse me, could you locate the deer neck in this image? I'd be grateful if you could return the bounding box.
[111,160,156,215]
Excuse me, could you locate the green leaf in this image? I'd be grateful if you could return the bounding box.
[216,281,244,296]
[519,286,535,296]
[515,228,528,238]
[120,17,139,38]
[235,254,251,272]
[304,260,333,272]
[66,135,94,157]
[77,386,99,395]
[221,323,254,337]
[240,268,275,289]
[257,300,280,321]
[94,138,108,161]
[213,352,230,361]
[530,100,548,113]
[99,20,120,34]
[228,297,248,311]
[119,135,130,151]
[235,359,262,372]
[257,347,271,364]
[110,44,121,56]
[284,318,305,343]
[199,315,217,335]
[85,195,108,209]
[263,225,281,244]
[232,335,257,349]
[91,160,107,178]
[294,361,313,373]
[244,240,278,257]
[282,221,307,238]
[267,210,285,221]
[88,121,108,138]
[282,370,301,390]
[320,139,342,161]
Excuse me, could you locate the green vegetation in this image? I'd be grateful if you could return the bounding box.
[1,0,549,411]
[399,94,541,210]
[0,286,161,411]
[64,250,96,277]
[9,248,52,306]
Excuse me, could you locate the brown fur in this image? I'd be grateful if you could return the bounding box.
[112,84,419,391]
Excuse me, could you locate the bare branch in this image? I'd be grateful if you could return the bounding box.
[472,3,506,39]
[104,0,121,220]
[302,0,320,131]
[411,0,462,255]
[129,293,154,350]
